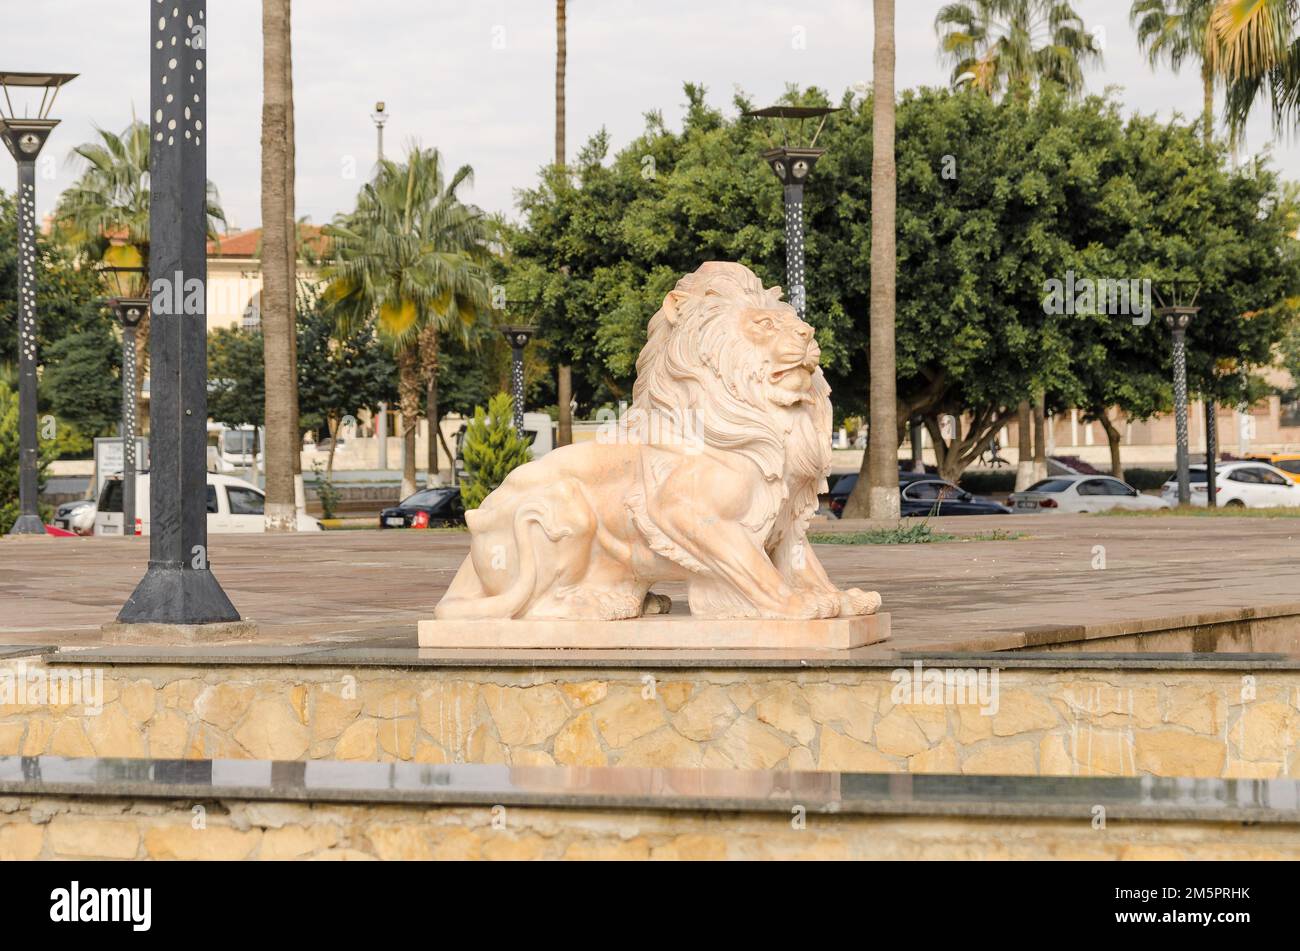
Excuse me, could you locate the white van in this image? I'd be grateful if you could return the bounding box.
[95,472,321,535]
[206,424,264,473]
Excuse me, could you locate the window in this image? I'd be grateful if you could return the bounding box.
[1276,459,1300,475]
[1027,479,1073,493]
[1077,480,1109,496]
[99,480,123,513]
[206,485,219,514]
[220,430,256,454]
[1101,479,1134,496]
[904,481,942,501]
[1256,469,1290,486]
[1228,468,1262,484]
[226,486,264,516]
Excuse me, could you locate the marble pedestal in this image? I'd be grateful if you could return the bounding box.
[418,613,889,651]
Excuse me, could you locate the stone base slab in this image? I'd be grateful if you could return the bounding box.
[417,613,890,650]
[100,619,259,645]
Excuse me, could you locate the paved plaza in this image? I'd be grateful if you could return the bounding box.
[2,514,1295,653]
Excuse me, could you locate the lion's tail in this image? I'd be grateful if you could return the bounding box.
[433,501,569,620]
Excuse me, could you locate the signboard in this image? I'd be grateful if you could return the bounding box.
[93,437,149,498]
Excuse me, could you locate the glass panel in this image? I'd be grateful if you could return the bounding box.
[227,487,264,516]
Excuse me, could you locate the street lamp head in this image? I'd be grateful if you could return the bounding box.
[0,71,77,161]
[1158,306,1198,332]
[371,100,389,128]
[501,325,536,349]
[744,105,838,185]
[97,265,150,329]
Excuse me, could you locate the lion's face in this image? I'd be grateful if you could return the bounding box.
[736,303,821,405]
[631,262,833,485]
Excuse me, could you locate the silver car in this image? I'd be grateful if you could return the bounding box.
[52,499,97,535]
[1008,475,1170,513]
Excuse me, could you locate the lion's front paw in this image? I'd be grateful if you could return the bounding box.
[771,589,839,620]
[840,588,882,616]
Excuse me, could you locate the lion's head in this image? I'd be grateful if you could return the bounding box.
[629,262,832,490]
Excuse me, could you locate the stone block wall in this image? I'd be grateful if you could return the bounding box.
[2,794,1298,860]
[3,659,1296,778]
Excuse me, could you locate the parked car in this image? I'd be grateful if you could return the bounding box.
[52,499,97,535]
[1009,475,1168,513]
[1244,453,1300,484]
[95,472,322,535]
[379,487,466,529]
[1161,461,1300,508]
[828,472,1011,517]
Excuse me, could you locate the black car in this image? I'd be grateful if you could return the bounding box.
[379,487,466,529]
[828,472,1011,517]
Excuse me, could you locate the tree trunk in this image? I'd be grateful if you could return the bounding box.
[326,414,338,479]
[420,323,440,484]
[1205,399,1218,508]
[555,2,573,449]
[556,0,566,168]
[1033,391,1047,482]
[557,364,572,446]
[260,0,296,531]
[845,0,898,520]
[909,416,924,472]
[1014,400,1033,490]
[1096,407,1123,482]
[285,0,300,484]
[396,343,420,498]
[1202,61,1214,149]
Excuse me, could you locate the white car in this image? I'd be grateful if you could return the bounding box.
[1008,475,1171,513]
[52,499,97,535]
[95,472,322,535]
[1161,461,1300,509]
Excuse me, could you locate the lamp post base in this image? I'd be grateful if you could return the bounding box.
[7,514,45,536]
[116,564,241,625]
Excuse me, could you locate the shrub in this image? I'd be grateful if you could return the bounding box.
[459,392,532,510]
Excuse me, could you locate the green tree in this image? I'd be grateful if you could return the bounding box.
[935,0,1102,97]
[504,83,1300,484]
[208,326,266,433]
[323,146,493,496]
[42,322,121,439]
[459,392,532,509]
[295,289,397,476]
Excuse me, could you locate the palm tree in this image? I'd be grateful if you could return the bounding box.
[261,0,297,530]
[1209,0,1300,138]
[935,0,1102,98]
[55,120,226,428]
[555,0,574,449]
[1131,0,1219,147]
[846,0,900,518]
[323,147,492,498]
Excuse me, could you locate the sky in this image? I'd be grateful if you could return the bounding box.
[6,0,1300,232]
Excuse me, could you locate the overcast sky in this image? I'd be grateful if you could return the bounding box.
[7,0,1299,232]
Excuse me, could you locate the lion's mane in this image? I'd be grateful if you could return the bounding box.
[627,262,832,549]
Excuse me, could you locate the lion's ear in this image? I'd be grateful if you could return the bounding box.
[661,290,688,326]
[769,285,785,304]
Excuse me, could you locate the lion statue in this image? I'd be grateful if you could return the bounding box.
[435,261,881,621]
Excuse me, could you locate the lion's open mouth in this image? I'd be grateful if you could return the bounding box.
[769,360,816,384]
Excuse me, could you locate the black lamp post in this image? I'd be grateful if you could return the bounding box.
[1155,282,1200,507]
[99,266,149,538]
[500,325,535,437]
[743,105,837,318]
[117,0,242,628]
[0,70,77,535]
